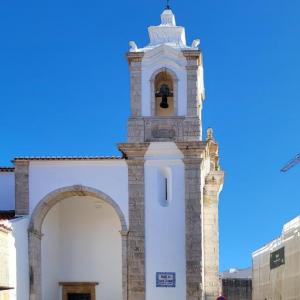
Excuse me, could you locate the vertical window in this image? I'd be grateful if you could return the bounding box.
[165,177,168,202]
[159,167,171,207]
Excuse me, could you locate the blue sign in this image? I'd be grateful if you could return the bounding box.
[156,272,176,288]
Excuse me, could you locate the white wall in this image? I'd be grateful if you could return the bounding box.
[141,45,187,116]
[145,142,186,300]
[9,217,30,300]
[0,172,15,210]
[28,160,128,225]
[41,195,122,300]
[41,203,61,300]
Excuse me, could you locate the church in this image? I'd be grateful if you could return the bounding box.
[0,7,224,300]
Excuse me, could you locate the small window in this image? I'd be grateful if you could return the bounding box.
[165,178,168,202]
[159,167,172,207]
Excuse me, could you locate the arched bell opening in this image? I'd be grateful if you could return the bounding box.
[152,69,177,117]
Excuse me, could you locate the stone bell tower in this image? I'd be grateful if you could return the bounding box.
[119,7,224,300]
[126,8,204,143]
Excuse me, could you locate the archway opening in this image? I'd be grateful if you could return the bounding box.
[41,195,123,300]
[154,70,174,116]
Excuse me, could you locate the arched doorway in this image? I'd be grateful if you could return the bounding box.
[28,185,128,300]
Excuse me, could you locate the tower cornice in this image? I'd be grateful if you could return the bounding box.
[118,143,150,160]
[126,52,144,64]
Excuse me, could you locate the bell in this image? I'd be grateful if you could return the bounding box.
[160,95,169,108]
[156,84,171,109]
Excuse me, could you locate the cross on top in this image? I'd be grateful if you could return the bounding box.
[166,0,171,9]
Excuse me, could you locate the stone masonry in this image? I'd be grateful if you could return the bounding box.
[177,141,206,300]
[128,117,201,143]
[127,52,144,117]
[127,50,203,144]
[182,50,202,118]
[14,159,29,215]
[203,132,224,300]
[118,143,149,300]
[203,171,224,300]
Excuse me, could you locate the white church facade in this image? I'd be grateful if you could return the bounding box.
[0,8,224,300]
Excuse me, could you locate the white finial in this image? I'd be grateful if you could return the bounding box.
[147,7,187,48]
[192,39,200,48]
[161,9,176,26]
[129,41,138,52]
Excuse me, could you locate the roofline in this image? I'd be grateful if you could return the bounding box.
[0,167,15,172]
[12,156,124,162]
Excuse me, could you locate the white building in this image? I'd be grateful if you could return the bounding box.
[0,8,224,300]
[252,216,300,300]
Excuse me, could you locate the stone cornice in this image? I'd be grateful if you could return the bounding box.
[126,52,144,64]
[182,49,201,58]
[118,143,150,160]
[14,160,30,166]
[176,141,207,159]
[182,49,202,65]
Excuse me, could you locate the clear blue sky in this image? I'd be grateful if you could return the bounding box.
[1,0,300,271]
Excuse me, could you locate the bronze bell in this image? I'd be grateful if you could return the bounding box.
[155,84,173,109]
[160,95,169,109]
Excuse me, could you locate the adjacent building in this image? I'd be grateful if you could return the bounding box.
[221,268,252,300]
[0,216,14,300]
[252,215,300,300]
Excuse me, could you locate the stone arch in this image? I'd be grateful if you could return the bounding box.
[28,184,128,300]
[150,67,179,116]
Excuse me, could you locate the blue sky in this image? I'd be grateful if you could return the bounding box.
[0,0,300,271]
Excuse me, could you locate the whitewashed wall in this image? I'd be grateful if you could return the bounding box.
[144,142,186,300]
[141,45,187,116]
[41,196,122,300]
[28,160,128,224]
[9,217,30,300]
[41,203,61,300]
[0,172,15,210]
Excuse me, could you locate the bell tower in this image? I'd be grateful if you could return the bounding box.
[119,7,224,300]
[127,8,204,143]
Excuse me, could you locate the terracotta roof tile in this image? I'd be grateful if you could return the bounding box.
[0,210,15,220]
[0,215,13,232]
[0,223,12,232]
[13,156,123,162]
[0,167,14,172]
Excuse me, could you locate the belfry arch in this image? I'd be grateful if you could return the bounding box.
[28,185,128,300]
[150,67,178,116]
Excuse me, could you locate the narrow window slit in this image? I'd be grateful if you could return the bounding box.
[165,178,168,202]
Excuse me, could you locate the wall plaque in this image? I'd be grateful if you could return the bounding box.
[156,272,176,288]
[152,128,175,139]
[270,247,285,269]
